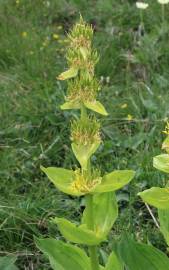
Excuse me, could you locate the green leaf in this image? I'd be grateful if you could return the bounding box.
[57,67,78,80]
[153,154,169,173]
[41,166,83,196]
[138,187,169,209]
[60,101,80,110]
[105,251,123,270]
[117,235,169,270]
[82,192,118,237]
[84,101,108,116]
[53,218,104,245]
[71,142,100,170]
[158,208,169,246]
[94,170,135,193]
[0,256,18,270]
[35,237,91,270]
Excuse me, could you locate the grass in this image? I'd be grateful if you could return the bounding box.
[0,0,169,268]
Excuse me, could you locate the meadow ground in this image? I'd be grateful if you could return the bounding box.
[0,0,169,269]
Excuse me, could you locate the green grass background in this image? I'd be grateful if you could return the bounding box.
[0,0,169,268]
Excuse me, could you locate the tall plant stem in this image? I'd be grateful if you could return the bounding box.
[86,194,100,270]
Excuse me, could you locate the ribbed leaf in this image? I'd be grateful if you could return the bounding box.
[105,251,123,270]
[82,192,118,237]
[117,235,169,270]
[53,218,104,245]
[35,238,91,270]
[94,170,135,193]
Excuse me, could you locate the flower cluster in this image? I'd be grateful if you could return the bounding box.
[66,76,100,104]
[71,168,102,193]
[70,116,101,145]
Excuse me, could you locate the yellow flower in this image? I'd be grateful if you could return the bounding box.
[136,2,149,9]
[57,25,63,30]
[163,121,169,135]
[121,103,128,109]
[22,31,28,38]
[53,34,59,40]
[158,0,169,4]
[16,0,20,4]
[127,114,133,121]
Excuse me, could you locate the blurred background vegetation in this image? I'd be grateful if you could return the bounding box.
[0,0,169,269]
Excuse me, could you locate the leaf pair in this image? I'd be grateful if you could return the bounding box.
[41,166,135,196]
[61,100,108,116]
[35,235,169,270]
[53,192,118,245]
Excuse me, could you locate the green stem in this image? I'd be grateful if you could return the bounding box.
[162,4,165,25]
[81,104,87,121]
[86,195,100,270]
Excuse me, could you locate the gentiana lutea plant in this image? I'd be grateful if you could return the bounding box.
[35,18,169,270]
[139,122,169,249]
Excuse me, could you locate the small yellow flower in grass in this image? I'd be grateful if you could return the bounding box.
[22,31,28,38]
[158,0,169,4]
[127,114,133,121]
[57,25,63,30]
[163,121,169,135]
[53,34,59,40]
[136,2,149,9]
[16,0,20,4]
[121,103,128,109]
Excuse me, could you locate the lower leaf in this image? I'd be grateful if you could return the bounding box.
[82,192,118,238]
[35,237,91,270]
[116,235,169,270]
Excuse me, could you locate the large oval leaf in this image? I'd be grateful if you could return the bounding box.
[53,217,104,245]
[41,166,83,196]
[153,154,169,173]
[93,170,135,193]
[138,187,169,209]
[71,142,100,170]
[117,235,169,270]
[35,238,91,270]
[82,192,118,237]
[84,101,108,116]
[158,208,169,246]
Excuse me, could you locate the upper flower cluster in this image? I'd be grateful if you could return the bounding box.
[58,16,107,116]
